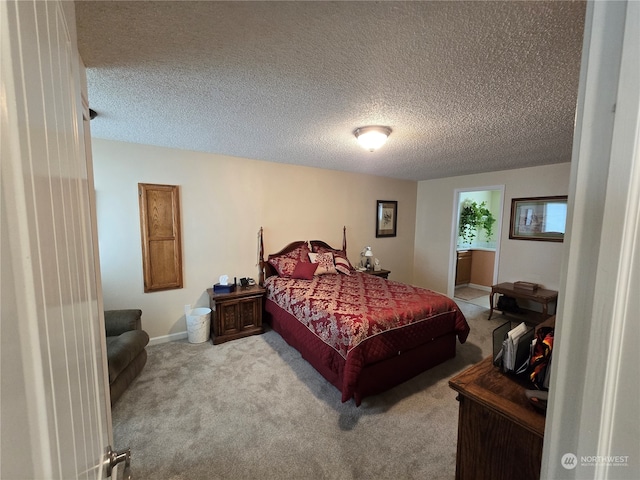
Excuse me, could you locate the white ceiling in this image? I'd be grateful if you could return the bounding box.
[75,1,586,181]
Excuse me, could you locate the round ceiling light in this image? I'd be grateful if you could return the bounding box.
[354,126,392,152]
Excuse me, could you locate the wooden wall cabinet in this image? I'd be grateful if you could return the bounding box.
[207,286,265,344]
[449,357,545,480]
[138,183,183,292]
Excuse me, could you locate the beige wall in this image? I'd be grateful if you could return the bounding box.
[414,163,571,295]
[92,139,417,341]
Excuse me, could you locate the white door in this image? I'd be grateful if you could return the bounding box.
[1,1,113,478]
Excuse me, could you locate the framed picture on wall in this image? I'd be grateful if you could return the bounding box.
[376,200,397,238]
[509,196,568,242]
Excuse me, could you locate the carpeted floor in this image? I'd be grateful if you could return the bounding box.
[112,301,505,479]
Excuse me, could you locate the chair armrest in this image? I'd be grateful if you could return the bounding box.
[104,309,142,337]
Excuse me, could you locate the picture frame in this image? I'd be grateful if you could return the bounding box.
[509,196,568,242]
[376,200,397,238]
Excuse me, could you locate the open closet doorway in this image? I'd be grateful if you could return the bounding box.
[448,186,505,308]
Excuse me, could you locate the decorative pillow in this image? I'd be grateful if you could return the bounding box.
[268,243,311,277]
[333,256,352,275]
[308,252,338,275]
[291,261,318,280]
[314,246,355,271]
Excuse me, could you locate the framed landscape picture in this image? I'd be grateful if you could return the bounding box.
[376,200,397,238]
[509,196,568,242]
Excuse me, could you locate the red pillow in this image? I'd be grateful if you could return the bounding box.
[291,261,318,280]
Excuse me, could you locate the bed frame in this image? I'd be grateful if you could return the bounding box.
[257,227,460,405]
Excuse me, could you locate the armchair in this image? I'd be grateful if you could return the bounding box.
[105,309,149,405]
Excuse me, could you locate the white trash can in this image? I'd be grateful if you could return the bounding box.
[186,307,211,344]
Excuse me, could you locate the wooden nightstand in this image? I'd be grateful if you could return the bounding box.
[207,285,265,344]
[361,269,390,279]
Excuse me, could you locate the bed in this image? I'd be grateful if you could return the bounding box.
[258,227,470,405]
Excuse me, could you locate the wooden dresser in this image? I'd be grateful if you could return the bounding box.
[207,285,265,344]
[449,357,545,480]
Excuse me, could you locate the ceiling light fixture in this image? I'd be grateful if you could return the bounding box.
[354,126,392,152]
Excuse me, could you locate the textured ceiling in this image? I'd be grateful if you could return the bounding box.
[75,1,585,181]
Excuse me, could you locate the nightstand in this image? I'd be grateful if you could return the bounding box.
[207,285,265,344]
[361,269,390,279]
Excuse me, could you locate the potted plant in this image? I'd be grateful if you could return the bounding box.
[458,199,495,245]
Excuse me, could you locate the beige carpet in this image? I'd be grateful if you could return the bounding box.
[112,301,504,480]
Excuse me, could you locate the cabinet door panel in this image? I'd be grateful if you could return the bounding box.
[456,251,472,285]
[239,300,255,329]
[219,303,239,335]
[457,398,542,480]
[239,297,262,330]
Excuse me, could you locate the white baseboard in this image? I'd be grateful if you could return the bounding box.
[148,331,188,346]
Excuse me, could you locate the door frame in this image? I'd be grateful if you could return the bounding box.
[447,185,505,298]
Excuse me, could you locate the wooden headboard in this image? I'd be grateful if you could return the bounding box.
[309,227,347,253]
[258,226,347,286]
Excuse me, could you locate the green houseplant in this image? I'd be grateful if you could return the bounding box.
[458,199,496,245]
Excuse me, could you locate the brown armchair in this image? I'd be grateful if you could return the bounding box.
[105,309,149,405]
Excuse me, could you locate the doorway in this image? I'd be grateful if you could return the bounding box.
[448,186,505,308]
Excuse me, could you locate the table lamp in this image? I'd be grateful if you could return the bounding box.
[361,246,373,270]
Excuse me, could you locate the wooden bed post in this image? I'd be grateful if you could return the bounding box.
[342,225,347,252]
[258,227,265,286]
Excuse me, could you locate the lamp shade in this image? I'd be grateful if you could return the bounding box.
[354,126,392,152]
[361,246,373,257]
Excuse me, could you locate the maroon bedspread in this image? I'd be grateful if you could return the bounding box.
[265,273,470,401]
